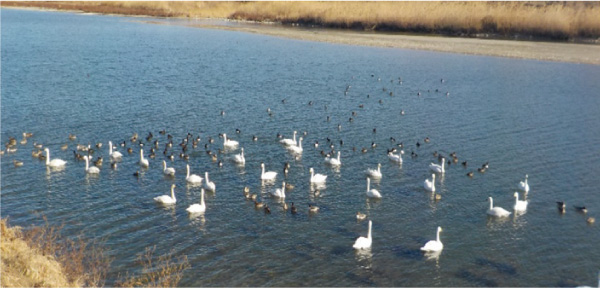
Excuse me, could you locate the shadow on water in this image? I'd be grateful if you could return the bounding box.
[455,269,498,287]
[475,257,517,276]
[391,245,424,261]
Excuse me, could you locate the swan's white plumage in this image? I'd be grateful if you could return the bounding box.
[518,174,530,192]
[233,147,245,165]
[324,151,341,166]
[162,160,176,176]
[186,164,203,184]
[108,141,122,161]
[186,189,206,214]
[366,177,382,198]
[139,149,149,168]
[84,156,100,174]
[429,159,445,173]
[513,192,528,212]
[271,181,286,198]
[487,196,511,217]
[154,184,176,205]
[203,172,216,192]
[388,151,403,164]
[424,174,436,192]
[261,163,277,181]
[365,163,382,179]
[353,220,372,249]
[223,133,239,149]
[420,226,443,252]
[309,167,327,184]
[44,148,66,167]
[287,137,303,154]
[280,131,297,146]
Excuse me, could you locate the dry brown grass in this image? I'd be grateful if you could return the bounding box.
[3,1,600,40]
[116,246,190,288]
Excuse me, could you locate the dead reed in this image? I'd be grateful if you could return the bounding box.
[116,246,191,288]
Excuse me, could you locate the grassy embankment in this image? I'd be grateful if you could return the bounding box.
[0,217,189,287]
[2,1,600,42]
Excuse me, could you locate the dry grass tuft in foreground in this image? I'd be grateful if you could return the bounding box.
[116,246,190,288]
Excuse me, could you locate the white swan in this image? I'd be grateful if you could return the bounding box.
[186,188,206,214]
[365,163,382,179]
[203,172,216,192]
[420,226,443,252]
[154,184,176,205]
[388,151,403,164]
[162,160,176,176]
[513,192,528,212]
[287,137,303,154]
[186,164,203,184]
[223,133,239,148]
[424,174,436,192]
[324,151,341,166]
[353,220,372,249]
[430,158,445,173]
[108,141,122,161]
[233,147,245,165]
[309,167,327,184]
[139,149,149,168]
[271,181,286,198]
[260,163,277,180]
[44,148,66,167]
[518,174,530,192]
[280,130,297,146]
[366,177,382,198]
[487,196,511,217]
[84,155,100,174]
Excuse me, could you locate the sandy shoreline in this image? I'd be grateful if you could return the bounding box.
[6,6,600,65]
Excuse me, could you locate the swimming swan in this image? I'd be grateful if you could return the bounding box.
[154,184,176,205]
[162,160,176,176]
[324,151,341,166]
[487,196,511,217]
[309,167,327,184]
[139,149,149,168]
[272,181,286,198]
[44,148,66,167]
[280,130,297,146]
[287,137,303,154]
[233,147,246,165]
[429,158,445,173]
[223,133,239,149]
[353,220,372,249]
[365,163,382,179]
[366,177,382,198]
[84,155,100,174]
[424,174,436,192]
[388,151,403,164]
[420,226,443,252]
[513,192,528,212]
[518,174,530,192]
[186,164,203,184]
[186,188,206,214]
[203,172,216,192]
[261,163,277,181]
[108,141,122,161]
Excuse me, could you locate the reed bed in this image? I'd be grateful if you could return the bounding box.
[3,1,600,40]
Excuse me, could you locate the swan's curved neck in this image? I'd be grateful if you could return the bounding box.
[436,228,441,242]
[297,138,302,148]
[186,165,190,178]
[337,151,341,161]
[489,198,494,209]
[261,165,265,176]
[200,189,205,205]
[171,186,176,201]
[377,164,381,173]
[205,172,210,182]
[367,178,371,191]
[367,221,372,239]
[140,149,144,161]
[293,132,297,142]
[109,142,113,154]
[441,161,445,171]
[163,161,166,170]
[85,157,89,170]
[282,182,286,194]
[45,150,50,164]
[241,148,244,158]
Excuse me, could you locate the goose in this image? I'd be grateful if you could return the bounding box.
[308,203,320,213]
[13,160,24,167]
[186,189,206,214]
[513,192,528,212]
[356,212,367,220]
[233,148,245,165]
[324,151,341,166]
[271,181,286,198]
[254,201,264,208]
[574,206,588,214]
[186,164,203,184]
[203,172,216,192]
[260,163,277,181]
[365,163,382,179]
[223,133,238,149]
[154,184,176,205]
[309,167,327,184]
[84,156,100,174]
[61,144,68,151]
[518,174,530,192]
[366,177,382,198]
[108,141,122,161]
[162,160,175,176]
[557,201,566,213]
[487,197,511,217]
[388,151,403,164]
[139,149,149,168]
[280,131,297,146]
[424,174,436,192]
[287,137,303,154]
[429,158,445,173]
[44,148,66,167]
[420,226,443,252]
[353,220,372,250]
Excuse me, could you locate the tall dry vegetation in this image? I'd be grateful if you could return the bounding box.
[3,1,600,40]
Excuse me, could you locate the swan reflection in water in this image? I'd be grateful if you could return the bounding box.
[354,247,373,270]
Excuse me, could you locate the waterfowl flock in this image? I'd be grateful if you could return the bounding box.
[2,72,595,276]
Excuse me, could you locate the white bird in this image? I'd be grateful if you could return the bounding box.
[223,133,239,149]
[162,160,176,176]
[388,151,403,164]
[287,137,303,154]
[309,167,327,184]
[366,177,382,198]
[424,174,436,192]
[203,172,216,192]
[324,151,341,166]
[186,189,206,214]
[420,226,444,252]
[186,164,203,184]
[365,163,382,179]
[513,192,528,212]
[44,148,67,168]
[154,184,176,205]
[260,163,277,181]
[139,149,149,168]
[84,155,100,174]
[487,196,511,217]
[518,174,530,192]
[280,130,297,146]
[271,181,286,198]
[429,158,445,173]
[233,147,245,165]
[108,141,122,161]
[353,220,373,250]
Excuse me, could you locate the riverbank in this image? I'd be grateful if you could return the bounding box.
[2,1,600,65]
